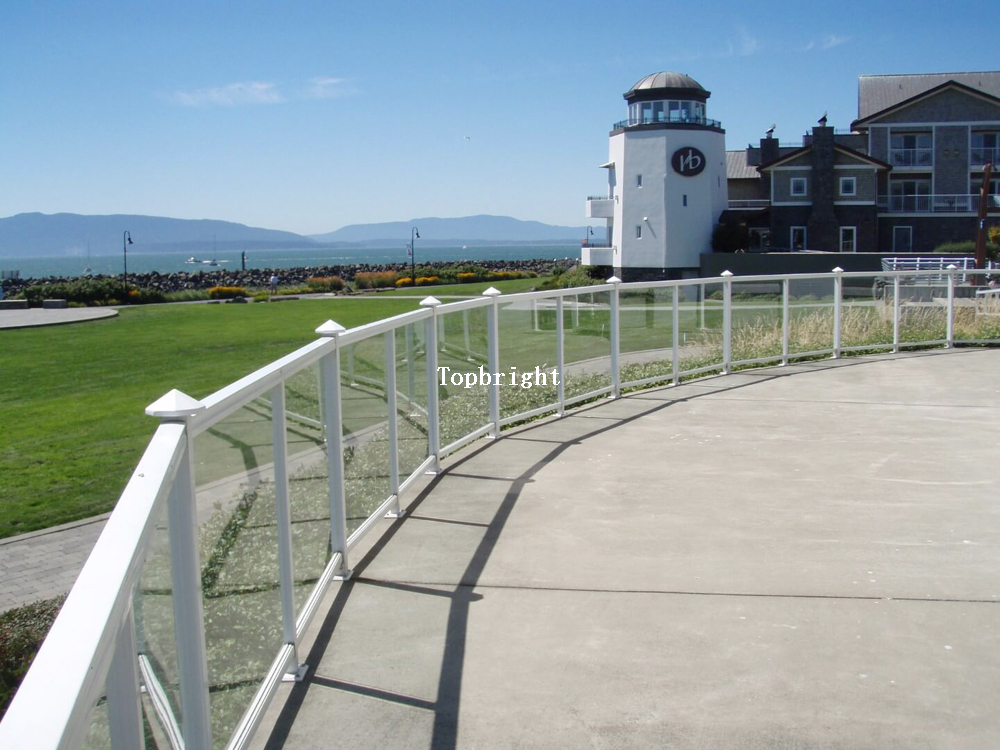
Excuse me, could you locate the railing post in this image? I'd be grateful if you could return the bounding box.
[384,332,402,516]
[608,276,621,397]
[832,267,843,359]
[946,264,957,348]
[782,278,790,365]
[483,287,502,437]
[420,297,442,472]
[721,271,733,374]
[671,286,679,385]
[893,275,901,353]
[269,383,306,681]
[556,295,566,414]
[462,308,471,355]
[316,320,352,580]
[106,605,143,750]
[145,389,212,750]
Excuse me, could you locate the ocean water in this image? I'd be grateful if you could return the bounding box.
[0,244,582,280]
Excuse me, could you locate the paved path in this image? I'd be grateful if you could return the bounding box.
[0,307,118,329]
[0,515,108,612]
[254,349,1000,750]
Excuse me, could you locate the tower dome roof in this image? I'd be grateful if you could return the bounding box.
[624,72,709,101]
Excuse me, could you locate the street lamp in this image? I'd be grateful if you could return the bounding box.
[410,226,420,286]
[123,230,133,299]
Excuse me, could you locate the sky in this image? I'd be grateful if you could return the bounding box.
[1,0,996,236]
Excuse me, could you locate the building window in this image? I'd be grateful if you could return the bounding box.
[840,226,857,253]
[840,177,857,197]
[889,179,931,212]
[682,194,687,206]
[636,174,642,188]
[791,227,807,251]
[889,132,932,167]
[790,177,807,197]
[636,225,642,239]
[972,132,1000,167]
[893,226,913,253]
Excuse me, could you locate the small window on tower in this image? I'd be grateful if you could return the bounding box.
[636,225,642,239]
[636,174,643,188]
[683,195,688,206]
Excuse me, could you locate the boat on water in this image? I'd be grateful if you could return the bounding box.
[186,256,201,264]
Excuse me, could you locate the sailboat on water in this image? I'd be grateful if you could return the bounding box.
[84,243,93,275]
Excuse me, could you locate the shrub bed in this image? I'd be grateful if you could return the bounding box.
[1,595,65,719]
[207,286,249,300]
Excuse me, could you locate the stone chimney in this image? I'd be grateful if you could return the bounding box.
[807,125,838,251]
[759,135,779,199]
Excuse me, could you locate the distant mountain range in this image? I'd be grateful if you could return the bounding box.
[310,215,591,244]
[0,213,591,257]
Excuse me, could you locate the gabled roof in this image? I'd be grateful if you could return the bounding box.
[758,142,891,171]
[726,150,758,180]
[856,72,1000,123]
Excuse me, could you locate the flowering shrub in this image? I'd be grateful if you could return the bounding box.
[207,286,248,299]
[305,276,345,292]
[395,277,413,287]
[415,276,440,286]
[354,271,398,289]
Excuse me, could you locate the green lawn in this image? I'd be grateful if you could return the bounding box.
[0,277,550,538]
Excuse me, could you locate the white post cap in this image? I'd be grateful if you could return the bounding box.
[721,270,734,278]
[481,287,502,297]
[947,264,958,270]
[607,275,622,284]
[316,319,346,337]
[146,389,204,419]
[832,266,844,274]
[419,296,442,307]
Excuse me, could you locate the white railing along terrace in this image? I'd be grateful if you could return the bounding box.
[4,268,1000,749]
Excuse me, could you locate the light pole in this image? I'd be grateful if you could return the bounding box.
[410,226,420,286]
[123,230,133,299]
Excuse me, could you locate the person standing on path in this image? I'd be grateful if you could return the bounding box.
[269,273,279,298]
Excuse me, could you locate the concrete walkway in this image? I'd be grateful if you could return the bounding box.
[0,515,108,612]
[0,307,117,329]
[255,349,1000,750]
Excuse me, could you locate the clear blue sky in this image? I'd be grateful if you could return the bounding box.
[1,0,994,235]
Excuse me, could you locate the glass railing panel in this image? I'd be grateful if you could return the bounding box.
[563,289,612,399]
[677,281,723,372]
[729,279,783,363]
[619,286,674,384]
[81,697,111,749]
[955,283,1000,342]
[136,494,184,745]
[193,406,283,747]
[898,274,948,344]
[842,275,893,350]
[437,306,490,446]
[787,277,835,355]
[395,322,429,480]
[497,297,558,419]
[340,335,391,536]
[282,362,331,616]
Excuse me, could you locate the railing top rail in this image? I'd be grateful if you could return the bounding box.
[0,423,187,749]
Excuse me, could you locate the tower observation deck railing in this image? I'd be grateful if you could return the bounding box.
[4,267,1000,749]
[613,116,723,129]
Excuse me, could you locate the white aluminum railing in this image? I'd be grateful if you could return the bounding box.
[3,268,999,749]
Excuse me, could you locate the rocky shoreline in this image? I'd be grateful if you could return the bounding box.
[0,258,570,296]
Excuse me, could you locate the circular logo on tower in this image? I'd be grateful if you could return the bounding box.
[671,146,706,177]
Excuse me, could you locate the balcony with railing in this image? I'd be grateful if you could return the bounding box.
[878,193,1000,213]
[888,147,933,168]
[613,115,723,130]
[970,146,1000,167]
[5,269,1000,748]
[727,199,770,210]
[585,195,614,219]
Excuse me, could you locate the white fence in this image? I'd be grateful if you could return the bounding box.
[2,267,998,749]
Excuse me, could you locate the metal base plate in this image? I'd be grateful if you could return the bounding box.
[282,664,309,683]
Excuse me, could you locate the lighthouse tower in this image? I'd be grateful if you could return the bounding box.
[583,72,728,280]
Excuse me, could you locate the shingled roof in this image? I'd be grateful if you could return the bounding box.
[858,72,1000,120]
[726,150,758,180]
